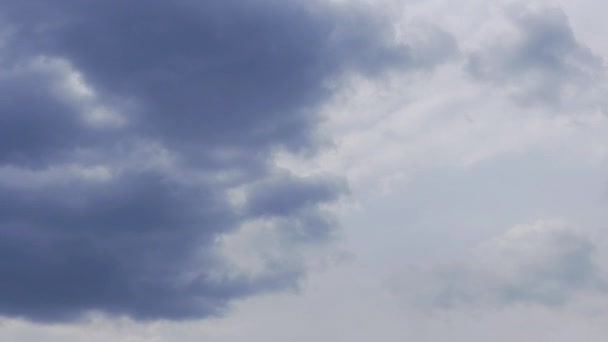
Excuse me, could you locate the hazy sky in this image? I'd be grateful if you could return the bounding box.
[1,0,607,340]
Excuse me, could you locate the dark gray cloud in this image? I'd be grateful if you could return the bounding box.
[465,5,604,108]
[1,0,414,161]
[244,173,346,218]
[0,0,454,322]
[0,62,103,166]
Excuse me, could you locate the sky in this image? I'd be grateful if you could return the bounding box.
[0,0,607,340]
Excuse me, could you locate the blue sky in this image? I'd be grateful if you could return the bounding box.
[1,0,608,340]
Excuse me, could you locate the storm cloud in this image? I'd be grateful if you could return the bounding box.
[0,0,453,322]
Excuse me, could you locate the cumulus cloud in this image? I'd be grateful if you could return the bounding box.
[0,0,457,322]
[412,220,606,309]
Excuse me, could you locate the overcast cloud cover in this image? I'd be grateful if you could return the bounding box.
[1,0,608,340]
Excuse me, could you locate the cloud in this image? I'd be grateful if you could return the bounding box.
[0,58,106,166]
[0,0,455,322]
[415,220,606,309]
[1,0,417,160]
[465,4,605,108]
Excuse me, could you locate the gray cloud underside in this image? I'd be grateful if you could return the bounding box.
[0,0,456,322]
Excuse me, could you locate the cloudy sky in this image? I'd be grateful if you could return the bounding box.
[1,0,607,340]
